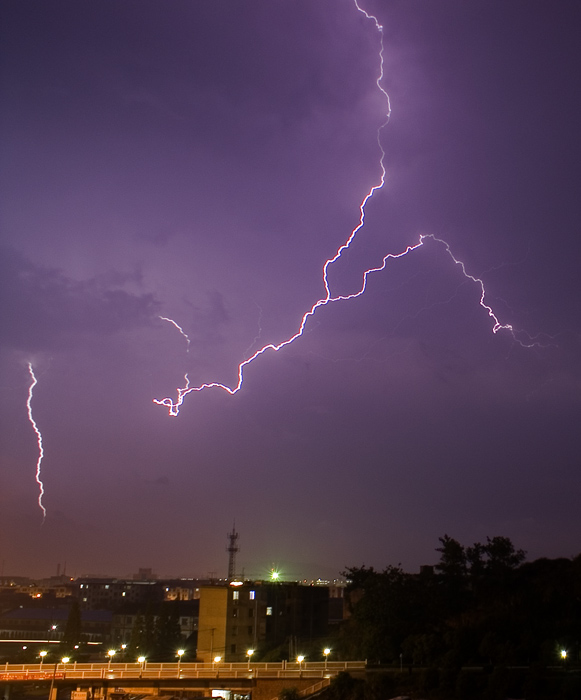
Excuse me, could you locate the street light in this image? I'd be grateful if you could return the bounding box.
[39,650,48,669]
[297,655,304,676]
[138,656,146,678]
[323,648,331,670]
[107,649,116,669]
[561,649,567,659]
[61,657,70,679]
[247,649,254,670]
[177,649,185,677]
[213,655,222,677]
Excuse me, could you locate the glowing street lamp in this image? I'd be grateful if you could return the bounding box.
[39,650,48,669]
[213,655,222,677]
[247,649,254,670]
[61,657,70,679]
[177,649,185,677]
[561,649,567,659]
[138,656,146,678]
[297,655,304,676]
[107,649,116,669]
[323,648,331,670]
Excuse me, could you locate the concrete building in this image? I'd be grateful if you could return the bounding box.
[197,581,329,662]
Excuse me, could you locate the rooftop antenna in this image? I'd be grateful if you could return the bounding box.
[227,524,239,580]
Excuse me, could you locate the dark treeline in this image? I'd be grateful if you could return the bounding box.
[337,535,581,667]
[322,536,581,697]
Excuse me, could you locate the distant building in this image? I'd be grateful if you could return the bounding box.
[0,607,112,643]
[76,579,164,610]
[111,600,198,646]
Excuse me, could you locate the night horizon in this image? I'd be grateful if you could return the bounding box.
[1,0,580,582]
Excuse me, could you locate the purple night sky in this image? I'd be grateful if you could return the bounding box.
[1,0,580,580]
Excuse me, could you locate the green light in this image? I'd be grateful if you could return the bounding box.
[271,569,280,580]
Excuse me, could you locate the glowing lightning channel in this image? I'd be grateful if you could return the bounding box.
[159,316,191,352]
[26,362,47,521]
[425,234,542,347]
[153,1,541,417]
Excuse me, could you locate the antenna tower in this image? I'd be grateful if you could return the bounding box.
[227,525,239,580]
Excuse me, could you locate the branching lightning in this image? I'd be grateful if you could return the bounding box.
[26,363,46,520]
[159,315,191,352]
[153,1,543,417]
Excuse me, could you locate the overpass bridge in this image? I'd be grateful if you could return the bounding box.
[1,661,367,700]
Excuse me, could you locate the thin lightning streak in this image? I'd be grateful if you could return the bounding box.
[26,363,46,521]
[242,304,264,358]
[159,315,191,352]
[422,234,543,347]
[153,1,543,417]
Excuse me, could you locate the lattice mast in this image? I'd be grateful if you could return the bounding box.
[227,525,239,580]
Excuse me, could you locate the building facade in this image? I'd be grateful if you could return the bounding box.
[197,581,329,662]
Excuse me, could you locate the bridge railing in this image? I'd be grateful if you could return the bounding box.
[0,660,366,681]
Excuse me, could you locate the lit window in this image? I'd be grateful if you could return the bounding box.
[249,591,255,600]
[266,607,273,616]
[233,591,239,600]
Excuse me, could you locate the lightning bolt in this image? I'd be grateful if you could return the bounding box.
[159,315,191,352]
[153,1,544,417]
[26,363,47,521]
